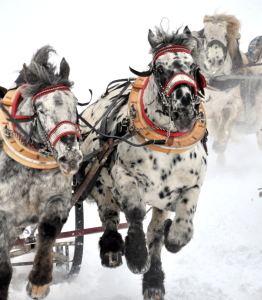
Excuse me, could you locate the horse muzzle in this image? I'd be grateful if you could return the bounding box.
[58,148,83,176]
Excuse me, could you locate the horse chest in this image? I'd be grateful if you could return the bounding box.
[0,155,71,220]
[114,143,207,211]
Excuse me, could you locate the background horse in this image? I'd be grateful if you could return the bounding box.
[245,36,262,150]
[193,13,249,161]
[80,27,207,300]
[0,46,82,300]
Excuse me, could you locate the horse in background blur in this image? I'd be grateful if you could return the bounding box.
[193,13,249,161]
[245,36,262,150]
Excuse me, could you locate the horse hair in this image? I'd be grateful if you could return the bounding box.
[21,45,74,99]
[149,27,202,61]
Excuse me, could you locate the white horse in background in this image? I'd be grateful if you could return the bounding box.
[193,13,249,161]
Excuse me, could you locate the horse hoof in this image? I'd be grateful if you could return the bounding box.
[102,251,123,268]
[144,288,164,300]
[127,255,151,274]
[26,282,50,299]
[125,224,151,274]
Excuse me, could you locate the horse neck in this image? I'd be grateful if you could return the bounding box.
[143,76,177,131]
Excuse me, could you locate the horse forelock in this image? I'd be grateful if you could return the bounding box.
[21,45,74,99]
[203,13,241,60]
[149,27,202,61]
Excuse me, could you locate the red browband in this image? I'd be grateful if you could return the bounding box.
[33,84,71,101]
[153,46,192,64]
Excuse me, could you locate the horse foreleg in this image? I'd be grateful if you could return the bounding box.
[143,208,171,300]
[112,166,150,274]
[93,184,124,268]
[213,99,242,154]
[0,211,13,300]
[164,185,200,253]
[27,197,70,299]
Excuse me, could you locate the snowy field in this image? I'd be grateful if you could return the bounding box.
[8,131,262,300]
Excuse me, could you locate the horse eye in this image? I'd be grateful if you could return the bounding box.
[157,66,164,74]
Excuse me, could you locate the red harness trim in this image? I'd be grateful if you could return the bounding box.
[33,84,71,101]
[153,46,192,64]
[47,121,81,147]
[163,72,197,96]
[140,77,190,137]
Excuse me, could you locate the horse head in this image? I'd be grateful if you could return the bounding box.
[198,14,241,74]
[19,45,82,176]
[136,26,205,133]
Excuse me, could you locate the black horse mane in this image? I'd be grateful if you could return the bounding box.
[149,27,202,61]
[22,45,74,98]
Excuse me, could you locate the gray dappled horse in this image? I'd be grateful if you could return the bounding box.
[80,27,207,300]
[0,46,82,300]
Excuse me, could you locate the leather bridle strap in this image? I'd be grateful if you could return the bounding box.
[206,39,227,58]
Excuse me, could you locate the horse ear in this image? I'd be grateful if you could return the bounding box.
[183,26,191,35]
[23,64,37,84]
[148,29,158,48]
[60,57,70,80]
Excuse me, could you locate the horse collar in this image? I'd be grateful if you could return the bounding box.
[0,85,81,169]
[128,77,207,153]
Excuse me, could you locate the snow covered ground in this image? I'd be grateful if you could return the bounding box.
[8,131,262,300]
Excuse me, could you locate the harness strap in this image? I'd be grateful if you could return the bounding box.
[72,138,115,205]
[0,102,42,149]
[99,78,133,136]
[79,114,165,147]
[207,39,227,58]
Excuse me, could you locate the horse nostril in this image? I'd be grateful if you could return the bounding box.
[208,59,212,64]
[59,156,67,163]
[218,59,223,65]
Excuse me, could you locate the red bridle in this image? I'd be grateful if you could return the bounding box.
[11,84,81,149]
[153,45,206,97]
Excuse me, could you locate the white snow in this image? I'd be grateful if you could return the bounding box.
[9,132,262,300]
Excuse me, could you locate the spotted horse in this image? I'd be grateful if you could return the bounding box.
[0,46,82,300]
[79,26,208,299]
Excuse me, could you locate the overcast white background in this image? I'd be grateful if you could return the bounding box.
[1,1,262,300]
